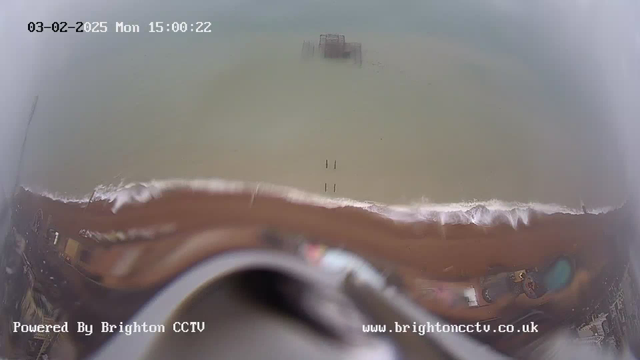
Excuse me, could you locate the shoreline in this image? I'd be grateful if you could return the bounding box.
[4,180,634,356]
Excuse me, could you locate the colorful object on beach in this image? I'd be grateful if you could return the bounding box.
[543,258,574,292]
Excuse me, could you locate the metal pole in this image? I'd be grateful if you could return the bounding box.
[0,184,9,224]
[14,95,39,194]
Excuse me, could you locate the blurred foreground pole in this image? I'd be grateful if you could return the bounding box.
[14,95,38,194]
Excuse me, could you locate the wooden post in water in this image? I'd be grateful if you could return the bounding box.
[84,190,97,212]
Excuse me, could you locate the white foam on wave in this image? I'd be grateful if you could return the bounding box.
[79,223,177,243]
[22,178,620,228]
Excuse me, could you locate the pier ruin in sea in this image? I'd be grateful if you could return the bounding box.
[302,34,362,67]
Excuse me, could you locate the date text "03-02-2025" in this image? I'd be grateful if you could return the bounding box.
[28,22,87,33]
[28,22,213,33]
[27,22,112,33]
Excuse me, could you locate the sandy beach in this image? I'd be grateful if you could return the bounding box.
[12,182,632,315]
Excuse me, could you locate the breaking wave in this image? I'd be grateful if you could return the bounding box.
[23,178,620,228]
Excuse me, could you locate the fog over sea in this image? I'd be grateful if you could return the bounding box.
[5,0,634,209]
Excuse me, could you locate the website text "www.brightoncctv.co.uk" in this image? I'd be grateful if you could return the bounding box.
[363,322,539,335]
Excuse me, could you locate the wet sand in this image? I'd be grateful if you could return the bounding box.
[14,184,632,306]
[15,188,627,276]
[4,184,633,358]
